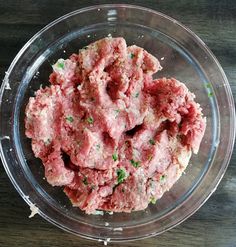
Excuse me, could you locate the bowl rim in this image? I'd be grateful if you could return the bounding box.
[0,3,235,242]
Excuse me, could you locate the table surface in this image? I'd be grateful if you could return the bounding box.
[0,1,236,246]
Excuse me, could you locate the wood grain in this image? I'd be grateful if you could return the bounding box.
[0,1,236,246]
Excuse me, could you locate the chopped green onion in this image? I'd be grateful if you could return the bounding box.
[149,139,155,145]
[130,159,140,168]
[87,116,94,124]
[66,116,74,123]
[117,168,127,184]
[112,153,118,161]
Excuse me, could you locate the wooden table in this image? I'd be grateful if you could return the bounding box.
[0,1,235,246]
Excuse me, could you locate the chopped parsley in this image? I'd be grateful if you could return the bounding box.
[130,159,140,168]
[82,177,88,185]
[112,153,118,161]
[117,168,127,184]
[45,138,51,145]
[130,53,135,59]
[66,116,74,123]
[135,92,139,98]
[87,116,94,124]
[125,140,130,145]
[147,154,153,161]
[96,144,101,150]
[57,61,65,69]
[91,185,96,190]
[150,196,157,204]
[208,92,213,97]
[114,109,120,118]
[205,83,211,88]
[149,139,155,145]
[160,175,166,182]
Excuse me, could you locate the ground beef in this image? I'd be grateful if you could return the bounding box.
[25,37,206,214]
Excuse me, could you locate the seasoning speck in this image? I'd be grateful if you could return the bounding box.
[149,139,155,145]
[112,153,118,161]
[66,116,74,123]
[87,116,94,124]
[117,168,127,184]
[130,159,140,168]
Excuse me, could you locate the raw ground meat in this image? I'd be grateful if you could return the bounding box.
[25,37,206,214]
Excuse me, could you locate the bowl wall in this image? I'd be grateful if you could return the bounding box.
[0,4,235,242]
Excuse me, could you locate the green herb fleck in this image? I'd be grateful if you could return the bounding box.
[45,138,51,145]
[57,61,64,69]
[150,196,157,204]
[82,177,88,185]
[125,140,130,145]
[205,83,211,88]
[91,185,96,190]
[112,153,118,161]
[87,116,94,124]
[130,159,140,168]
[96,144,101,151]
[135,92,139,98]
[149,139,155,145]
[114,109,120,119]
[208,92,213,97]
[160,175,166,182]
[66,116,74,123]
[147,154,153,161]
[130,53,135,59]
[117,168,127,184]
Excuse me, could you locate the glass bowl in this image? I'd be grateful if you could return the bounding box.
[0,4,235,242]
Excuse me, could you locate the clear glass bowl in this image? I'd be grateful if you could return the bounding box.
[0,4,235,242]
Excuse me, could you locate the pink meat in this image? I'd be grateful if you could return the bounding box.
[25,37,206,214]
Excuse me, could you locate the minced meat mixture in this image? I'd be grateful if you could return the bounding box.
[25,37,206,214]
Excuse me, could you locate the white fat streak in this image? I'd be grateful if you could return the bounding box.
[91,210,104,215]
[113,227,123,231]
[29,204,39,218]
[177,149,192,168]
[1,136,10,140]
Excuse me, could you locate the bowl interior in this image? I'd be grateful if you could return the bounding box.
[1,5,234,241]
